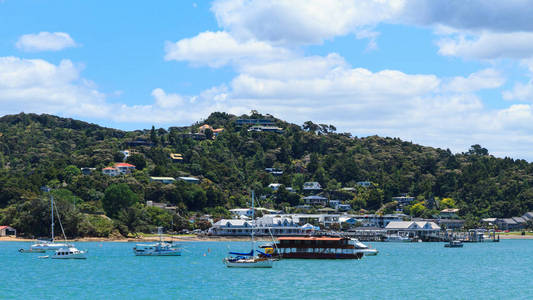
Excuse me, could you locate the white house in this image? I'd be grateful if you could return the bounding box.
[303,182,322,192]
[208,216,303,236]
[303,195,328,206]
[385,221,440,238]
[230,208,254,218]
[392,195,415,205]
[268,183,282,191]
[102,167,119,176]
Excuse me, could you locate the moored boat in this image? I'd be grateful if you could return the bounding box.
[444,240,463,248]
[50,247,87,259]
[384,234,412,242]
[223,191,274,268]
[133,227,182,256]
[271,236,365,259]
[352,238,379,256]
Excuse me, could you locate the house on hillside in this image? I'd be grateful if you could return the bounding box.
[356,181,372,187]
[265,168,283,176]
[198,124,225,138]
[303,182,322,193]
[248,126,283,133]
[179,176,200,184]
[392,195,415,205]
[170,153,183,162]
[102,163,136,176]
[102,167,119,176]
[439,208,459,219]
[80,167,96,175]
[114,163,136,174]
[0,226,16,237]
[303,195,328,206]
[150,177,176,184]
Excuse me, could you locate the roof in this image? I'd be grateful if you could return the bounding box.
[277,237,343,241]
[150,177,176,181]
[179,176,200,181]
[114,163,135,167]
[441,208,459,213]
[102,167,116,170]
[303,195,328,200]
[0,226,14,230]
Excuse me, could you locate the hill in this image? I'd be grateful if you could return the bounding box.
[1,112,532,237]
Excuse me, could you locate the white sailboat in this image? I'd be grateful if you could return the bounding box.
[223,191,274,268]
[133,227,182,256]
[20,190,72,253]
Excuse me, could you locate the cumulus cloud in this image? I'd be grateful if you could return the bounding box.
[211,0,405,45]
[15,32,77,52]
[164,31,290,67]
[443,69,505,93]
[0,56,106,116]
[437,31,533,60]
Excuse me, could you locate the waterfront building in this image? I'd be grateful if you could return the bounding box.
[0,226,16,236]
[385,221,440,239]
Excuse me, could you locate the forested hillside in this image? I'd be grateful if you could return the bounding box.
[1,112,532,237]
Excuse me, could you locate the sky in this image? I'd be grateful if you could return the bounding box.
[2,1,533,160]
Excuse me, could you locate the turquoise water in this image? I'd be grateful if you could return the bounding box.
[1,240,532,299]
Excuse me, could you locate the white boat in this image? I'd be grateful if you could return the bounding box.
[133,227,182,256]
[223,191,274,268]
[51,247,87,259]
[21,190,73,253]
[350,238,379,256]
[384,234,412,242]
[30,240,73,251]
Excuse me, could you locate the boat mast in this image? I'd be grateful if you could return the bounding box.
[251,190,255,253]
[51,193,54,243]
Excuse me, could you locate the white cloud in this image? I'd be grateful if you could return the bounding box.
[211,0,405,46]
[443,68,505,93]
[151,88,185,108]
[15,32,77,52]
[437,31,533,60]
[0,56,106,117]
[503,81,533,102]
[164,31,290,67]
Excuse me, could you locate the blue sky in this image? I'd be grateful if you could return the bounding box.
[2,0,533,160]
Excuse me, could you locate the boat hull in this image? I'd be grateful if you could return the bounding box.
[51,253,87,259]
[224,259,273,268]
[19,249,46,253]
[134,251,181,256]
[280,252,364,259]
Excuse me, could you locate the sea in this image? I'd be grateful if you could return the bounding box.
[1,240,532,299]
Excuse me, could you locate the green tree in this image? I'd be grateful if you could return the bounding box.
[102,184,139,218]
[127,154,147,170]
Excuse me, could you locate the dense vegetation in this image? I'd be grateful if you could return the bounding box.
[1,112,532,237]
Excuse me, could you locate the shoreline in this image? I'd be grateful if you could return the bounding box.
[2,234,533,242]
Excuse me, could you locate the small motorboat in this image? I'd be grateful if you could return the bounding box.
[51,247,87,259]
[444,240,463,248]
[19,248,46,253]
[350,239,379,256]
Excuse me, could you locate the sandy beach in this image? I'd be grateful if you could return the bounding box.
[2,234,533,242]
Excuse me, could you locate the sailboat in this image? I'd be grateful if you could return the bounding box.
[223,191,274,268]
[19,190,73,253]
